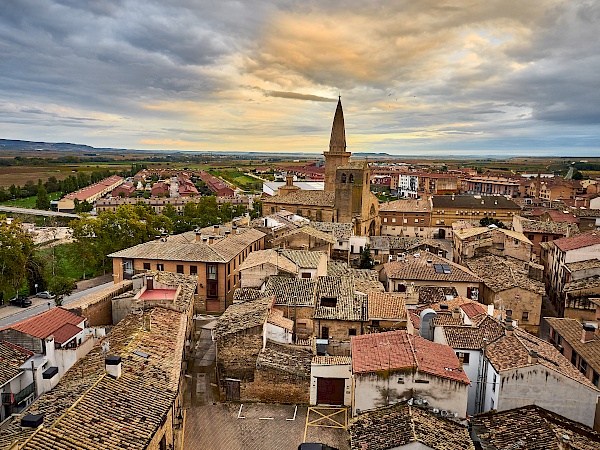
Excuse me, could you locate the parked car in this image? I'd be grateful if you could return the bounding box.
[298,444,338,450]
[9,296,32,308]
[36,291,55,299]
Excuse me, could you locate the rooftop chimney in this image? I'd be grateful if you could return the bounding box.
[195,231,201,242]
[105,355,122,379]
[232,226,237,235]
[582,323,595,343]
[214,224,220,235]
[155,235,161,242]
[209,236,215,245]
[528,350,538,364]
[21,414,43,429]
[457,352,464,371]
[505,324,514,336]
[452,307,461,320]
[426,259,433,267]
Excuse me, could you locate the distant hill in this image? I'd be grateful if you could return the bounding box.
[0,139,103,153]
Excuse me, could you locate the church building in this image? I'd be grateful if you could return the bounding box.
[263,98,380,236]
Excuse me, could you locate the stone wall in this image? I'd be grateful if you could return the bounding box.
[217,327,263,382]
[241,368,310,404]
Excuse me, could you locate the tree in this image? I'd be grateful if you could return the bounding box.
[0,218,35,297]
[359,244,375,269]
[479,217,507,229]
[35,182,51,210]
[572,170,584,180]
[48,276,74,306]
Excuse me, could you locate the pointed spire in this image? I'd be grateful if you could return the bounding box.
[329,96,346,154]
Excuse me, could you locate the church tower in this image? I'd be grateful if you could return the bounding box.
[324,97,351,192]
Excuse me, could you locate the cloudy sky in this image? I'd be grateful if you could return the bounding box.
[1,0,599,156]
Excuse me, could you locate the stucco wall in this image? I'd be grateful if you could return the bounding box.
[497,365,599,428]
[354,370,468,418]
[310,363,352,406]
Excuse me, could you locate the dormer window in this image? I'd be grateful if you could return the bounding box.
[320,297,337,307]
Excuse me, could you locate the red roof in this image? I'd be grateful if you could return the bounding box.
[52,323,83,345]
[460,302,486,319]
[1,307,84,340]
[65,175,123,201]
[545,210,579,224]
[351,330,469,384]
[554,231,600,252]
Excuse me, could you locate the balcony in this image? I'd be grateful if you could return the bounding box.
[14,383,35,405]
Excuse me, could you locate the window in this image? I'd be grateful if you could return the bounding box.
[456,352,470,364]
[320,297,337,307]
[176,264,184,274]
[157,263,164,271]
[522,311,529,321]
[414,219,419,223]
[341,173,347,183]
[492,374,497,392]
[391,218,396,223]
[349,174,354,183]
[348,328,357,336]
[505,309,512,318]
[227,280,230,291]
[593,372,599,387]
[190,265,197,275]
[207,264,218,280]
[571,351,578,366]
[143,262,150,270]
[384,218,388,223]
[542,235,549,242]
[528,234,534,241]
[301,272,311,279]
[372,320,380,327]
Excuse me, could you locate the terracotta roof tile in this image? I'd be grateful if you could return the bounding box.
[442,316,506,350]
[214,297,273,338]
[545,317,600,375]
[384,252,481,283]
[351,402,474,450]
[267,309,294,331]
[554,230,600,252]
[368,292,407,321]
[472,405,600,450]
[351,330,469,384]
[312,356,352,365]
[0,341,33,386]
[262,190,335,207]
[1,307,84,340]
[52,323,83,345]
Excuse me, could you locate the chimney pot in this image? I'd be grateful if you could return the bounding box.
[209,236,214,245]
[195,231,201,242]
[452,307,461,319]
[232,226,237,235]
[528,350,538,364]
[582,324,596,343]
[105,355,122,379]
[505,324,514,336]
[458,352,464,370]
[214,225,220,235]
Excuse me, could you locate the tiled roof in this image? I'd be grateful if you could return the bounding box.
[350,402,474,450]
[310,221,353,240]
[472,405,600,450]
[0,307,187,450]
[564,276,600,293]
[279,249,324,269]
[546,318,600,375]
[466,255,546,295]
[409,312,421,330]
[384,252,481,283]
[0,341,32,386]
[256,341,312,377]
[517,216,577,234]
[313,276,367,321]
[415,286,458,306]
[370,236,423,251]
[554,230,600,252]
[419,296,482,314]
[485,327,599,390]
[565,258,600,272]
[327,260,350,277]
[233,287,262,303]
[379,199,431,213]
[52,323,83,345]
[238,249,298,274]
[0,307,84,340]
[350,268,384,294]
[312,356,351,365]
[262,190,335,207]
[64,280,133,310]
[109,228,265,262]
[573,208,600,218]
[442,316,506,350]
[65,175,123,201]
[432,195,520,210]
[351,330,469,384]
[460,302,487,318]
[274,225,336,244]
[453,227,532,245]
[267,309,294,331]
[544,209,580,223]
[213,297,273,338]
[432,313,464,327]
[263,276,317,307]
[368,292,407,321]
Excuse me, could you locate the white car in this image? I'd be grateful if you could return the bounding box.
[36,291,55,299]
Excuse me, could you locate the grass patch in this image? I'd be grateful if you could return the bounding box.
[36,242,102,281]
[0,192,62,208]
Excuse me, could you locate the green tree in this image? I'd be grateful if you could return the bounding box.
[48,276,75,306]
[0,219,35,297]
[35,181,51,210]
[359,244,375,269]
[479,217,507,229]
[161,203,178,219]
[251,200,262,219]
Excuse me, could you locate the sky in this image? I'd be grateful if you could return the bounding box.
[0,0,599,156]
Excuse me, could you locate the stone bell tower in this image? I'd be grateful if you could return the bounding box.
[324,97,351,192]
